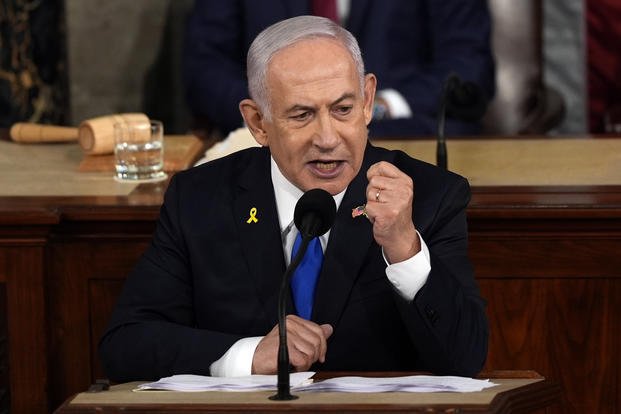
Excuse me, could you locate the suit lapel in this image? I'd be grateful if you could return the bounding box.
[313,144,389,327]
[233,149,288,323]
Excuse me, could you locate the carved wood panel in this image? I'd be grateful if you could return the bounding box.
[0,246,48,413]
[47,238,150,410]
[0,283,8,414]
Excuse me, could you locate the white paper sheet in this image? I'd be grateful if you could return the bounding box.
[295,375,497,393]
[135,371,315,392]
[135,372,497,393]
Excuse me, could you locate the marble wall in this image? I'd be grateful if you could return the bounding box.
[65,0,192,133]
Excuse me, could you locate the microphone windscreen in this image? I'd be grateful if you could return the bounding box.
[440,74,488,122]
[294,188,337,238]
[446,81,488,121]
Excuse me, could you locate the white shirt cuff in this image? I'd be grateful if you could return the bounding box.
[377,88,412,119]
[383,231,431,300]
[209,336,263,377]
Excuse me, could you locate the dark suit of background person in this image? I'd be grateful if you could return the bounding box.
[98,142,488,382]
[182,0,495,138]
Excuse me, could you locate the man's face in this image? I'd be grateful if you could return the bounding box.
[258,38,375,195]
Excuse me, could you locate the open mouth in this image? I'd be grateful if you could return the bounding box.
[315,161,339,170]
[309,160,344,177]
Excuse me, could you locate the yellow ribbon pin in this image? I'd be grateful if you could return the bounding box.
[246,207,259,223]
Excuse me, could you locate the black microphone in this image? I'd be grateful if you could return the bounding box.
[436,74,488,170]
[270,188,336,401]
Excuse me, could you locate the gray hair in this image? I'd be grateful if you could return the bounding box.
[246,15,365,119]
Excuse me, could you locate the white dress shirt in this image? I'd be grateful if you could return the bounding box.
[210,157,431,376]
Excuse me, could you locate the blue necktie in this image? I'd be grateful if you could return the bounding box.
[290,233,324,320]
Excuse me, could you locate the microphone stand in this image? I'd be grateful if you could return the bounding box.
[437,74,488,171]
[437,75,459,171]
[269,234,311,401]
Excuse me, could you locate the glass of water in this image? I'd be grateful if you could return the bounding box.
[114,119,167,182]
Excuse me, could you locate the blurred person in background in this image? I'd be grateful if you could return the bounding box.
[183,0,495,139]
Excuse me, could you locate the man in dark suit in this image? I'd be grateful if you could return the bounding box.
[100,15,487,381]
[183,0,495,138]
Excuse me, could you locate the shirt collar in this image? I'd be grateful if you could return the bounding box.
[271,157,346,233]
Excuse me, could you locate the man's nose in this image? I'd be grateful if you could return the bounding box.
[313,112,339,149]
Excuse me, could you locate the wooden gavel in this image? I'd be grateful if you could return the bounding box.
[9,113,150,155]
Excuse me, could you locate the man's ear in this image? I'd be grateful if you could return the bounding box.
[239,99,269,146]
[363,73,377,126]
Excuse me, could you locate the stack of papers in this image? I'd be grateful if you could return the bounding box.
[136,372,315,392]
[297,375,497,393]
[136,373,497,393]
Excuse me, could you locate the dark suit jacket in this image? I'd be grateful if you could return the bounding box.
[183,0,495,138]
[99,144,488,382]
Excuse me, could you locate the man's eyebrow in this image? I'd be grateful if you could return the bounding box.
[284,93,357,114]
[332,93,356,105]
[285,104,315,115]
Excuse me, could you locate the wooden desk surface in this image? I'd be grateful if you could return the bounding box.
[3,134,621,198]
[378,137,621,186]
[0,135,205,196]
[56,371,560,414]
[3,134,620,223]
